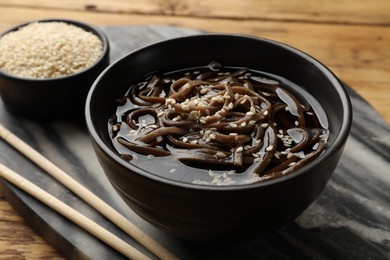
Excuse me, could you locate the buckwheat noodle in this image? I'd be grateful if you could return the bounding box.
[109,62,329,185]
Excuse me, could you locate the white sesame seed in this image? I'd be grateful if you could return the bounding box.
[182,137,188,142]
[249,120,256,125]
[229,133,238,136]
[241,122,247,127]
[190,140,198,144]
[261,123,269,128]
[216,151,227,158]
[236,146,244,152]
[263,110,269,116]
[181,104,190,111]
[0,21,103,78]
[229,123,238,128]
[266,145,274,152]
[209,134,216,140]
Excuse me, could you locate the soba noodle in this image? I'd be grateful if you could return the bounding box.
[109,62,329,185]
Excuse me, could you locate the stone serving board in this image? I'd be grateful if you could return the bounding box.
[0,26,389,259]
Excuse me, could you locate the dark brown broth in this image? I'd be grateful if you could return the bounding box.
[108,62,329,185]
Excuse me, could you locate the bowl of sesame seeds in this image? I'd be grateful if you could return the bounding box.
[86,34,352,241]
[0,18,109,121]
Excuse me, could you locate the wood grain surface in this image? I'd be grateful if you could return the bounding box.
[0,1,389,258]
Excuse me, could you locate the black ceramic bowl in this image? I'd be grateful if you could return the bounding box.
[0,18,109,121]
[86,34,352,241]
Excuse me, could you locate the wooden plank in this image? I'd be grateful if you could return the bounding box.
[0,6,389,122]
[0,194,64,259]
[0,0,389,25]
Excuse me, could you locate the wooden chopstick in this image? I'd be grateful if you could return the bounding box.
[0,124,178,260]
[0,163,150,260]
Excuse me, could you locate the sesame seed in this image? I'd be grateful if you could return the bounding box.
[249,120,256,125]
[236,146,243,152]
[229,123,238,128]
[181,104,190,111]
[200,88,208,94]
[0,21,103,78]
[261,123,269,128]
[216,151,227,158]
[190,140,198,144]
[209,134,216,139]
[246,111,255,116]
[182,137,188,142]
[241,122,247,127]
[229,133,238,136]
[263,110,269,116]
[266,145,274,152]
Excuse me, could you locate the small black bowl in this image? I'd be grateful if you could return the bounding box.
[0,18,109,121]
[86,34,352,241]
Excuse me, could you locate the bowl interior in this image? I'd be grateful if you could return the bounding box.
[87,34,351,186]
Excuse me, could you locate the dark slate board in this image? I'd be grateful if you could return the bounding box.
[0,25,389,259]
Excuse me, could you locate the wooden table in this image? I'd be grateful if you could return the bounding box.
[0,1,389,258]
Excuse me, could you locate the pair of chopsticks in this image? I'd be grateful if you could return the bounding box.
[0,124,178,260]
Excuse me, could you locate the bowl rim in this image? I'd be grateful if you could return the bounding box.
[86,33,353,191]
[0,18,109,83]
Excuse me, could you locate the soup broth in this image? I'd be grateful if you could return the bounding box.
[108,62,329,185]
